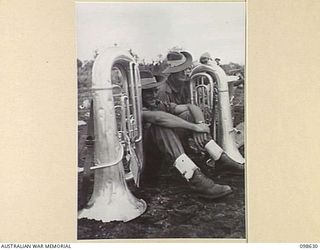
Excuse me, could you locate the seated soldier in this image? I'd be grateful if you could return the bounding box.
[158,50,217,106]
[140,70,243,200]
[158,51,193,104]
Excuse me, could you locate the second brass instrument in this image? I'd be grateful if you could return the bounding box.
[190,64,245,164]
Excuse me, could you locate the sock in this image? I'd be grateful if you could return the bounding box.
[204,140,224,161]
[173,153,199,180]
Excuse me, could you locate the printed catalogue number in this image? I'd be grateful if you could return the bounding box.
[300,244,318,248]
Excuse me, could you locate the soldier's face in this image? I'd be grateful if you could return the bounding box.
[142,87,158,108]
[172,69,190,82]
[200,57,209,64]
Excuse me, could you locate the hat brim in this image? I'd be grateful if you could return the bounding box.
[154,74,166,83]
[200,56,213,61]
[162,51,193,74]
[141,81,163,90]
[141,74,166,90]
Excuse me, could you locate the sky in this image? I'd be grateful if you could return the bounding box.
[76,2,245,65]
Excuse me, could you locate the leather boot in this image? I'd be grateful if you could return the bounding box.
[215,152,244,175]
[174,154,232,199]
[189,169,232,199]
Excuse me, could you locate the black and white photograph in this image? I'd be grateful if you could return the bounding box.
[77,2,246,239]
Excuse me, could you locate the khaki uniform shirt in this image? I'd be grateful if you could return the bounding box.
[157,78,190,105]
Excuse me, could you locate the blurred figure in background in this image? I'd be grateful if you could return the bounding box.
[199,52,214,66]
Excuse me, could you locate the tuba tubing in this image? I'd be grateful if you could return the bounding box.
[214,66,244,164]
[78,48,147,222]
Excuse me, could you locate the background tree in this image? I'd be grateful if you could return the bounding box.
[77,59,94,88]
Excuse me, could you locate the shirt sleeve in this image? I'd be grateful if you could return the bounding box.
[168,103,177,114]
[154,101,173,114]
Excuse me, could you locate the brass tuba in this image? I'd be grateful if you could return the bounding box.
[78,47,147,222]
[190,64,245,164]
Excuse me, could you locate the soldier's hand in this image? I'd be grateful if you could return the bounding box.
[193,123,210,134]
[193,123,210,149]
[193,131,209,149]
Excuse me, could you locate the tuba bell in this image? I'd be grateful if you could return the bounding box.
[190,64,245,164]
[78,47,147,222]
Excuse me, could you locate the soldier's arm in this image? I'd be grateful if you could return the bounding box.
[172,104,206,124]
[187,104,206,124]
[142,110,209,133]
